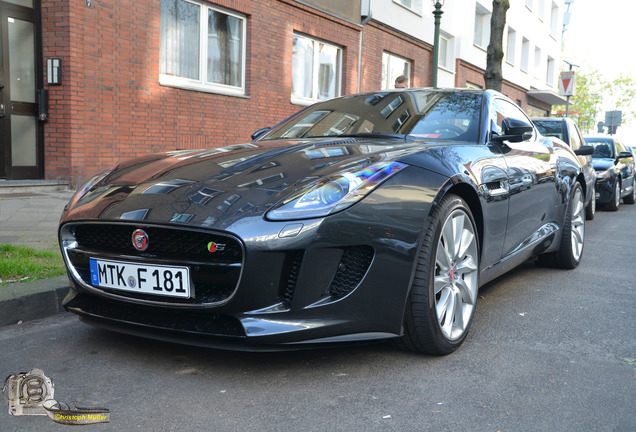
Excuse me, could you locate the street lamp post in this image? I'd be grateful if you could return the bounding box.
[431,0,445,88]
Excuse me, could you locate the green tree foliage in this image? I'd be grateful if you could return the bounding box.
[606,74,636,124]
[553,69,636,135]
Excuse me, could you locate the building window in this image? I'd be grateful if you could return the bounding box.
[550,2,559,36]
[525,0,533,10]
[520,37,530,72]
[537,0,545,20]
[439,33,454,71]
[382,52,411,90]
[527,104,548,117]
[534,46,542,78]
[474,4,491,49]
[291,33,342,105]
[506,27,516,65]
[393,0,423,15]
[159,0,246,95]
[546,56,555,86]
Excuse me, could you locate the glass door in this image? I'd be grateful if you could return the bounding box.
[0,0,42,179]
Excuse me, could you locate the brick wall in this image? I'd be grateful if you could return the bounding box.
[361,21,432,90]
[41,0,364,186]
[41,0,543,187]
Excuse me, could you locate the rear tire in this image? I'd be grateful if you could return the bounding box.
[537,182,585,269]
[396,194,479,355]
[623,180,636,204]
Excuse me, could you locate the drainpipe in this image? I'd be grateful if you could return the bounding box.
[357,2,373,93]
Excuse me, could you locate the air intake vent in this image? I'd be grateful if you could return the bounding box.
[328,246,373,299]
[280,251,303,307]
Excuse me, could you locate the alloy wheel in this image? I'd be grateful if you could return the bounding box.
[434,209,479,341]
[570,186,585,262]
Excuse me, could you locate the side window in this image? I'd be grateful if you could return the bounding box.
[569,121,582,150]
[490,98,534,139]
[615,140,626,154]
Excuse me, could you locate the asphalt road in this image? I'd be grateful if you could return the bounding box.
[1,204,634,432]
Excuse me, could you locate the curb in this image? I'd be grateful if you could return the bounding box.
[0,276,70,327]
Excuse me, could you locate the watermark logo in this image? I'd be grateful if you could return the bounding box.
[3,369,110,425]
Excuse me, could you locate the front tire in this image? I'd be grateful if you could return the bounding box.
[397,194,479,355]
[607,179,620,211]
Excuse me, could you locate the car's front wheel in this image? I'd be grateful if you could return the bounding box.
[607,179,621,211]
[397,194,479,355]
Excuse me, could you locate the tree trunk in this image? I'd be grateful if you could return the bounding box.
[484,0,510,91]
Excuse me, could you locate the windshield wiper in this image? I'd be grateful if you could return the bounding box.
[336,132,411,140]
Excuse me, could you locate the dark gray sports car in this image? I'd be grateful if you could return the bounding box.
[59,88,591,355]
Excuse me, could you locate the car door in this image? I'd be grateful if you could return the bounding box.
[567,119,595,198]
[489,98,559,258]
[615,139,635,194]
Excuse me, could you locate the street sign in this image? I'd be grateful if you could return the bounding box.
[559,71,576,96]
[605,110,622,127]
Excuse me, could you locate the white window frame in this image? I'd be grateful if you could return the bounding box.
[474,4,491,49]
[534,46,542,78]
[550,1,559,37]
[393,0,423,15]
[439,33,455,71]
[506,27,516,66]
[159,0,247,96]
[520,37,530,73]
[546,56,555,86]
[291,33,342,106]
[381,52,411,90]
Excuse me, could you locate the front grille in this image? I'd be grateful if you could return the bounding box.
[62,223,243,306]
[74,224,241,263]
[328,246,373,299]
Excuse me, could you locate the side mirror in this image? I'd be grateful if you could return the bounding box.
[574,145,594,156]
[251,127,271,141]
[492,118,534,143]
[618,151,633,158]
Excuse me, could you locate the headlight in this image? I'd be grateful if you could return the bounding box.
[267,161,407,220]
[595,170,611,180]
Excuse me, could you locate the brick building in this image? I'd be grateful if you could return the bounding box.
[0,0,563,187]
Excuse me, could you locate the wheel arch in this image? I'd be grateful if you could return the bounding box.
[443,182,484,257]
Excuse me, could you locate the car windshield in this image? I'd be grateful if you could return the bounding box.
[263,90,483,142]
[585,138,615,158]
[533,120,563,140]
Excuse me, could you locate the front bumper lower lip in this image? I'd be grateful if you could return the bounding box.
[63,290,399,351]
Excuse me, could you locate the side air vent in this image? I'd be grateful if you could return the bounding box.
[327,246,374,300]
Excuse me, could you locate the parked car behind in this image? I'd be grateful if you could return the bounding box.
[532,117,596,219]
[584,136,636,210]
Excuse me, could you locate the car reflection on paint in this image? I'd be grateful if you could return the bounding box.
[59,88,590,355]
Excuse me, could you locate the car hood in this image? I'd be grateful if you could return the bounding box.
[591,158,616,171]
[61,137,432,230]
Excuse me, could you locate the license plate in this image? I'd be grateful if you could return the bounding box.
[89,258,191,298]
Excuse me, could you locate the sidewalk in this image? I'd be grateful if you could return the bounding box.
[0,185,75,327]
